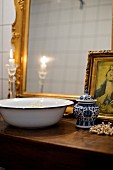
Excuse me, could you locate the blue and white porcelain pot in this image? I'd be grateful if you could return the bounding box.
[74,90,100,128]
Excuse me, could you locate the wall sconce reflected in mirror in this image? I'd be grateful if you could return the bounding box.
[38,56,48,93]
[79,0,85,9]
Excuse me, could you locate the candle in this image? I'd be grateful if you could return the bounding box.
[9,49,15,66]
[40,56,48,72]
[40,56,48,65]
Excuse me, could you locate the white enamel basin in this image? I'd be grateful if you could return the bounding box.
[0,97,74,128]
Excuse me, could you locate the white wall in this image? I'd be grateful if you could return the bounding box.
[0,0,15,99]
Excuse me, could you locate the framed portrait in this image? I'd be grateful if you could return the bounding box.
[85,50,113,121]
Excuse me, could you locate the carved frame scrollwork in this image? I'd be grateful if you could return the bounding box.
[12,0,30,97]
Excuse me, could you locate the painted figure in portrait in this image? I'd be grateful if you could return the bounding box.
[94,64,113,113]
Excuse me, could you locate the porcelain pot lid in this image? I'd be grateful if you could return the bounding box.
[76,90,97,103]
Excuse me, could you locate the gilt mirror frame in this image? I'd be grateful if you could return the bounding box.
[12,0,113,112]
[12,0,79,114]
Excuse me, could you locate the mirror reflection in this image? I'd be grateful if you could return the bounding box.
[27,0,112,95]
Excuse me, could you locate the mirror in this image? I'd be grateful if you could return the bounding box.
[12,0,113,104]
[27,0,112,96]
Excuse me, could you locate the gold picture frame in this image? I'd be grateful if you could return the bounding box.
[85,50,113,121]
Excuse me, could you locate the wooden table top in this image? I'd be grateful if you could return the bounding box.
[0,117,113,156]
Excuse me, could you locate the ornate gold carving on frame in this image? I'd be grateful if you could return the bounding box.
[12,27,20,40]
[11,0,27,97]
[18,0,25,10]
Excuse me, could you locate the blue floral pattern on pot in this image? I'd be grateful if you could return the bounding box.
[74,90,100,128]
